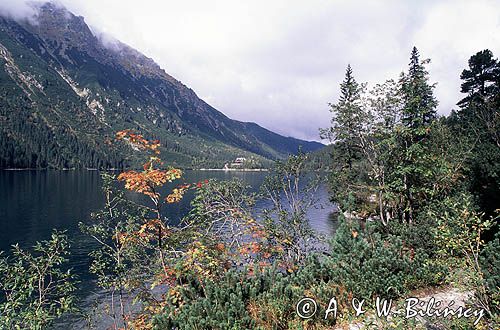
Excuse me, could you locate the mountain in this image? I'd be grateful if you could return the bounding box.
[0,2,323,169]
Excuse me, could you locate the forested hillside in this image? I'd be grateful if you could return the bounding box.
[0,2,322,169]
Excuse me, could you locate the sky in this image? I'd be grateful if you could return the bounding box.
[1,0,500,141]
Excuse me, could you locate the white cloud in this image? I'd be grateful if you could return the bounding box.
[1,0,499,141]
[414,0,500,114]
[0,0,37,22]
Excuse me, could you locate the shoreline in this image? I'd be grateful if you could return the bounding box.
[1,168,270,172]
[198,168,269,172]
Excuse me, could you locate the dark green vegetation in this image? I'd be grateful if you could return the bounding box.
[0,2,322,169]
[448,49,500,216]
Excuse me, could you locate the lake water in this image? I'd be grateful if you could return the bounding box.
[0,170,337,327]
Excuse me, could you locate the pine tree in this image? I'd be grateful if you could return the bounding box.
[455,49,500,148]
[450,49,500,215]
[457,49,500,108]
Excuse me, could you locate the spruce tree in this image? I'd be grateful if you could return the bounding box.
[320,65,367,213]
[400,47,438,131]
[393,47,438,223]
[320,64,365,169]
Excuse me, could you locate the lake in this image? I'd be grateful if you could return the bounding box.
[0,170,338,327]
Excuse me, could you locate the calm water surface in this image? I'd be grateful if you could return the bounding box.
[0,170,337,327]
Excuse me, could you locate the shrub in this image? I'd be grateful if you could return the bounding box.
[153,256,345,330]
[480,230,500,316]
[327,216,443,301]
[153,215,448,329]
[429,192,498,320]
[0,231,77,329]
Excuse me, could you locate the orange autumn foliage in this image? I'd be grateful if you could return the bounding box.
[115,130,183,199]
[117,168,182,199]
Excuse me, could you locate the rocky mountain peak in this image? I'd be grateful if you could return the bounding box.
[32,2,96,48]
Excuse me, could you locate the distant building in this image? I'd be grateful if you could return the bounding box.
[231,157,246,167]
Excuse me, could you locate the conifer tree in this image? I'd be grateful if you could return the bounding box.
[450,49,500,214]
[321,65,365,169]
[400,47,438,131]
[392,47,438,223]
[458,49,500,108]
[320,65,367,213]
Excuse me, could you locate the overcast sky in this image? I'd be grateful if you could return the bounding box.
[2,0,500,141]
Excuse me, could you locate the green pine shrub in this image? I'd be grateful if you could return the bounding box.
[327,216,444,301]
[480,230,500,316]
[153,215,448,329]
[153,256,345,329]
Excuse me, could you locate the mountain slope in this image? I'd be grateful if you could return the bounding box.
[0,2,323,169]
